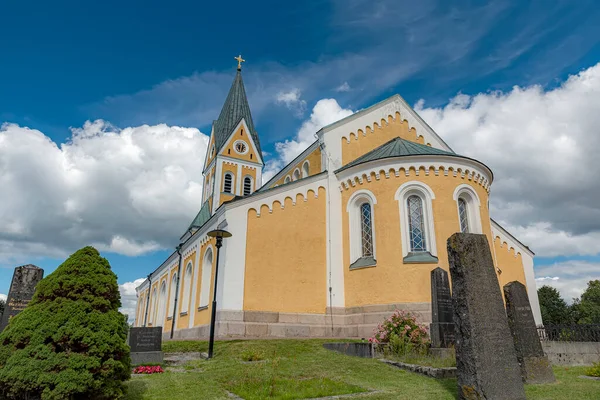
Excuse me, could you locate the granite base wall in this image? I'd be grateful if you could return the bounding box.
[166,302,431,340]
[542,341,600,366]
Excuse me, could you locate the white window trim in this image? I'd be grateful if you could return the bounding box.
[284,175,291,184]
[453,184,483,234]
[156,281,167,327]
[302,160,310,178]
[168,273,177,317]
[199,246,214,308]
[346,189,378,264]
[149,288,157,325]
[181,262,193,313]
[292,168,301,181]
[395,181,437,257]
[223,172,234,194]
[243,175,254,196]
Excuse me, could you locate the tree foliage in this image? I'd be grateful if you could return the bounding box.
[573,280,600,324]
[0,246,130,400]
[538,285,573,325]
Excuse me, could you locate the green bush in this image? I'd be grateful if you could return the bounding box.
[0,246,131,400]
[586,362,600,377]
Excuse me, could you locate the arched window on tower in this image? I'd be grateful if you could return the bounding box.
[223,173,233,193]
[243,176,252,196]
[458,198,470,233]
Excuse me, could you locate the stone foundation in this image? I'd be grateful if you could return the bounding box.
[167,302,431,340]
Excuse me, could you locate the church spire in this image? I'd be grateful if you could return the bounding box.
[212,57,261,156]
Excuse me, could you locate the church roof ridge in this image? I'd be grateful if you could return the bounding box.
[335,136,456,173]
[213,70,261,156]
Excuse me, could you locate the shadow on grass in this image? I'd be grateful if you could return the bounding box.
[126,378,148,400]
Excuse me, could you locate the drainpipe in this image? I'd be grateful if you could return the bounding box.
[170,243,184,339]
[143,273,152,327]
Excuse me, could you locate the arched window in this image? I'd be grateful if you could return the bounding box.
[156,281,167,327]
[407,195,427,252]
[199,248,213,308]
[395,181,437,263]
[347,190,377,269]
[168,273,177,317]
[243,176,252,196]
[302,161,310,178]
[293,169,301,181]
[458,198,469,233]
[149,288,157,325]
[181,263,193,314]
[284,176,291,184]
[223,173,233,193]
[210,175,214,195]
[453,184,483,234]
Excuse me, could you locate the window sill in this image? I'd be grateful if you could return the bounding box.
[166,316,173,321]
[198,305,209,311]
[403,252,438,264]
[179,311,188,317]
[349,256,377,270]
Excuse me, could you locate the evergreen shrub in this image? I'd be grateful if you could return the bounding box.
[0,247,131,400]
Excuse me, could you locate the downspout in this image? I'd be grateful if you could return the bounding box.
[143,273,152,327]
[170,243,184,339]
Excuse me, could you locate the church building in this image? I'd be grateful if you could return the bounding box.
[134,59,542,339]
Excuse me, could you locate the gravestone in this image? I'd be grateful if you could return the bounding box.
[128,327,163,365]
[447,233,525,400]
[430,267,455,348]
[504,281,555,384]
[0,265,44,331]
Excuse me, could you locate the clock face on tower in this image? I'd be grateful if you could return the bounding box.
[234,140,248,155]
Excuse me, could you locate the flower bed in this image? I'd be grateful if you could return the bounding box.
[133,365,164,374]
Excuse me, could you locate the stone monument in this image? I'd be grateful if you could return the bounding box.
[430,267,455,349]
[447,233,525,400]
[0,265,44,331]
[129,327,164,365]
[504,281,555,384]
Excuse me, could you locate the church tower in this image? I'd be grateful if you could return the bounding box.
[202,56,263,213]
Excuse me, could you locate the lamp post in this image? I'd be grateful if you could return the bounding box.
[206,229,232,359]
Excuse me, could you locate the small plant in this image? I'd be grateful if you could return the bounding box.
[240,348,265,362]
[133,365,165,374]
[585,362,600,377]
[369,309,430,355]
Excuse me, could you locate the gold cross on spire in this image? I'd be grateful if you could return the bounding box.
[234,54,245,71]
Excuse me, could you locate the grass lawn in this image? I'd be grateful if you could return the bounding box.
[125,339,599,400]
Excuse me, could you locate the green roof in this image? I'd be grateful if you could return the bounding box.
[336,137,456,173]
[213,70,261,156]
[187,201,212,231]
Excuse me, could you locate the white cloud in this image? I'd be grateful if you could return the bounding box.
[0,293,6,302]
[0,120,207,263]
[416,63,600,257]
[263,99,353,182]
[335,82,351,92]
[119,278,146,323]
[534,261,600,303]
[276,88,307,116]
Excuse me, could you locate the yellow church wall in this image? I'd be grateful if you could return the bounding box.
[176,251,197,330]
[244,187,328,313]
[271,146,322,187]
[341,169,495,308]
[222,125,258,163]
[341,113,428,166]
[194,239,217,326]
[493,237,527,296]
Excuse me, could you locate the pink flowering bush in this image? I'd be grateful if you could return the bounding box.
[369,310,430,355]
[133,365,164,374]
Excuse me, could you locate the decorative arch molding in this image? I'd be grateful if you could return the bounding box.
[341,111,432,146]
[247,186,325,217]
[346,189,378,211]
[453,184,483,234]
[494,236,521,258]
[394,181,438,258]
[337,157,492,193]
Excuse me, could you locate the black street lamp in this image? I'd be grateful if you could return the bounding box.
[206,229,232,359]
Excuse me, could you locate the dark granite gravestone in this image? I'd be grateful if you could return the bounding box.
[504,281,555,384]
[447,233,525,400]
[430,267,455,348]
[128,327,163,365]
[0,265,44,331]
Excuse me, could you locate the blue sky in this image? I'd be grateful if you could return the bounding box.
[1,0,600,315]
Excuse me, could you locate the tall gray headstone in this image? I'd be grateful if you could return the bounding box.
[447,233,525,400]
[504,281,555,384]
[0,265,44,331]
[128,327,163,365]
[430,267,455,348]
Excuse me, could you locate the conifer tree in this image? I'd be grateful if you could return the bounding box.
[0,247,131,400]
